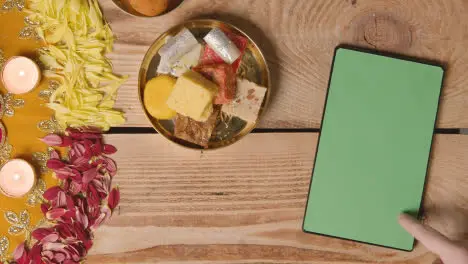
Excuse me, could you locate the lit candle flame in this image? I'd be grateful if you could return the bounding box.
[13,173,21,181]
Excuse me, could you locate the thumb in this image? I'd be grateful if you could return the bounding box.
[398,214,468,263]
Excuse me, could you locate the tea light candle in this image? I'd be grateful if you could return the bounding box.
[1,56,41,94]
[0,159,36,198]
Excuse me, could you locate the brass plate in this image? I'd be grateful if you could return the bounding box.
[111,0,185,18]
[139,19,271,150]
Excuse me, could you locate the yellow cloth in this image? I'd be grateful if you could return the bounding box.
[0,8,58,259]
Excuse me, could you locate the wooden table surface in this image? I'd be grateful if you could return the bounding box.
[89,0,468,263]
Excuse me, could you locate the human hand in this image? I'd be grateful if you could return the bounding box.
[399,214,468,264]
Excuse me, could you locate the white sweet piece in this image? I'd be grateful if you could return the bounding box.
[157,56,172,75]
[159,28,198,64]
[171,43,203,77]
[157,28,199,75]
[204,28,241,64]
[157,36,173,74]
[222,78,267,123]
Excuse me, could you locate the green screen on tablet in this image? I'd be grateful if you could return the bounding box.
[303,47,444,251]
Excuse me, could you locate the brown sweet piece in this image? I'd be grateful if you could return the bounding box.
[174,108,220,148]
[193,64,237,105]
[122,0,168,16]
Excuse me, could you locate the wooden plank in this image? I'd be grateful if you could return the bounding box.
[102,0,468,129]
[87,133,468,263]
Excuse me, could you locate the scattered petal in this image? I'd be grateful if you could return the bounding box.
[82,168,98,184]
[46,208,67,220]
[50,149,60,159]
[43,186,63,200]
[41,233,59,243]
[47,159,66,170]
[13,242,26,261]
[32,228,54,241]
[108,188,120,210]
[61,136,73,147]
[102,144,117,155]
[41,134,63,146]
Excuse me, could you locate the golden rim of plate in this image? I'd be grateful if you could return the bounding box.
[111,0,185,18]
[138,19,271,151]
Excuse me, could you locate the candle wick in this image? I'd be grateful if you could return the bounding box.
[13,173,21,181]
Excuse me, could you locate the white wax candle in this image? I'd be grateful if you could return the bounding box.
[1,56,41,94]
[0,159,36,198]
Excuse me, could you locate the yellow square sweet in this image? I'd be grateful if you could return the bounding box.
[166,71,218,122]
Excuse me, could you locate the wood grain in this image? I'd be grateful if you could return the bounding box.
[86,133,468,263]
[102,0,468,129]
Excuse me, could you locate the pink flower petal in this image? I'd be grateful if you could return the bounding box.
[103,144,117,155]
[41,233,59,243]
[66,195,75,211]
[12,242,25,260]
[61,136,73,147]
[42,250,54,260]
[91,141,102,156]
[104,156,117,174]
[47,159,66,170]
[40,134,63,146]
[46,208,67,220]
[30,244,42,264]
[108,188,120,211]
[43,242,66,251]
[55,252,67,262]
[31,228,54,241]
[82,168,98,184]
[56,191,67,208]
[50,149,60,160]
[73,142,86,157]
[91,205,112,230]
[69,181,82,195]
[73,156,89,167]
[55,167,80,180]
[56,223,73,239]
[83,240,93,251]
[43,186,63,200]
[41,203,49,215]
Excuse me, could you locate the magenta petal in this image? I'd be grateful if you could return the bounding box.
[73,156,89,167]
[56,191,67,207]
[55,252,66,262]
[73,142,86,157]
[40,134,63,146]
[47,159,66,170]
[42,250,54,260]
[12,242,25,260]
[30,244,42,264]
[43,186,63,200]
[41,203,49,215]
[55,167,80,180]
[41,233,59,243]
[69,181,82,195]
[104,157,117,173]
[103,144,117,155]
[50,149,60,160]
[82,168,98,184]
[108,188,120,211]
[91,141,102,156]
[46,208,66,220]
[32,228,54,240]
